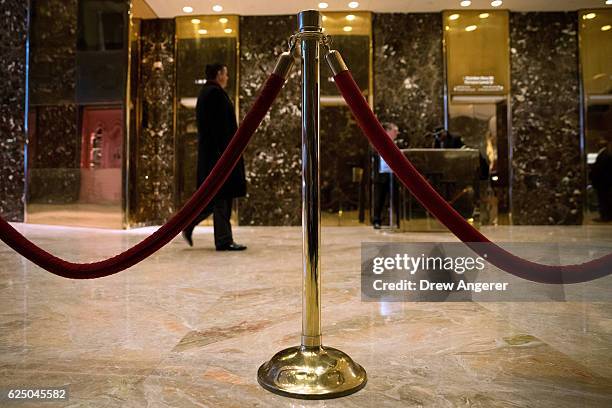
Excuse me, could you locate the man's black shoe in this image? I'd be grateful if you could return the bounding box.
[373,222,381,229]
[182,229,194,247]
[216,242,247,251]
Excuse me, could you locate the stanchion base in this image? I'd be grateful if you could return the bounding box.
[257,345,367,399]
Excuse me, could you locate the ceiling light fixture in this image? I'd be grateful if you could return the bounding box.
[191,18,200,24]
[491,0,503,7]
[449,14,460,20]
[318,2,329,8]
[348,2,360,9]
[198,29,208,34]
[479,13,490,19]
[465,25,477,31]
[343,26,353,32]
[602,25,611,31]
[346,14,356,21]
[182,6,193,13]
[219,17,228,24]
[584,13,597,19]
[460,0,472,7]
[606,0,612,5]
[212,4,223,12]
[224,28,233,34]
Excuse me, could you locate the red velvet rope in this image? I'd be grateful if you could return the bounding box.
[0,73,287,279]
[333,69,612,284]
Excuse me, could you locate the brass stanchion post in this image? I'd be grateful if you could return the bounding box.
[257,10,367,399]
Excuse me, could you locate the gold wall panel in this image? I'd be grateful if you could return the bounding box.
[176,15,239,39]
[321,11,371,36]
[580,9,612,96]
[444,10,509,95]
[580,9,612,223]
[320,11,372,101]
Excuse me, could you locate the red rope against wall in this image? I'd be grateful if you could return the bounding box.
[0,73,287,279]
[333,69,612,284]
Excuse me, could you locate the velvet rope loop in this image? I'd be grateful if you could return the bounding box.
[331,68,612,285]
[0,72,288,279]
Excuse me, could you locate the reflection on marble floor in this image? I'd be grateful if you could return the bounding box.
[26,204,123,229]
[1,224,611,407]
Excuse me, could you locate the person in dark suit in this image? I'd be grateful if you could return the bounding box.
[432,126,490,180]
[432,127,465,149]
[371,123,400,229]
[590,135,612,222]
[182,63,247,251]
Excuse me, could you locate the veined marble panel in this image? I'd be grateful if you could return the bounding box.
[373,13,444,148]
[238,15,302,226]
[0,0,29,221]
[29,0,77,105]
[510,12,582,225]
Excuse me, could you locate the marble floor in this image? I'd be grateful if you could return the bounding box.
[1,223,611,407]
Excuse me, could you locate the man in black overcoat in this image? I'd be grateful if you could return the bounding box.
[591,134,612,222]
[182,63,247,251]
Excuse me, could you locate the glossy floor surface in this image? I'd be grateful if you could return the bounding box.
[1,224,611,407]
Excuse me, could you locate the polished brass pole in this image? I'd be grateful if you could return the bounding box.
[300,9,322,349]
[258,10,367,400]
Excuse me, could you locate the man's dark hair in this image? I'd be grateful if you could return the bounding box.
[205,63,226,80]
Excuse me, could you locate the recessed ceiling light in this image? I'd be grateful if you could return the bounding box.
[224,28,233,33]
[602,25,612,31]
[491,0,503,7]
[318,2,329,8]
[346,14,356,21]
[212,4,223,12]
[445,25,450,31]
[348,1,359,9]
[460,0,472,7]
[182,6,193,13]
[584,13,596,19]
[449,14,460,21]
[191,18,200,24]
[479,13,490,19]
[219,17,228,24]
[198,29,208,34]
[465,25,477,31]
[343,26,353,32]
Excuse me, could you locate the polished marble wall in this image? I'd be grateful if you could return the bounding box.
[0,0,28,221]
[130,19,176,225]
[510,12,582,225]
[238,15,302,226]
[0,7,592,227]
[29,0,77,105]
[373,13,444,148]
[236,13,445,226]
[28,0,80,206]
